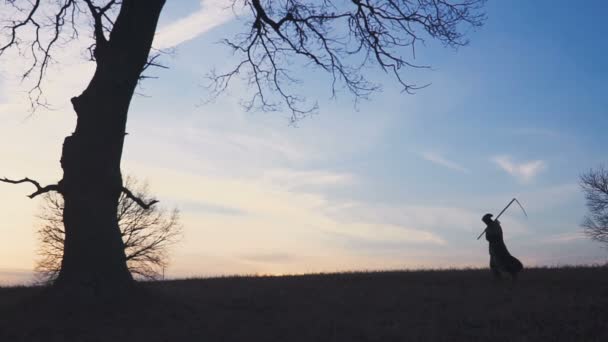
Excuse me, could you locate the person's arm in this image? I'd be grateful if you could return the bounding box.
[486,222,499,242]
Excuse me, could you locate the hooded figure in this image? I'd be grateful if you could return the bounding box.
[482,213,523,278]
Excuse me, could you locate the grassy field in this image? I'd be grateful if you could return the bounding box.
[1,267,607,341]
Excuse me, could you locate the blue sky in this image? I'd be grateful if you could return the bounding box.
[0,0,607,284]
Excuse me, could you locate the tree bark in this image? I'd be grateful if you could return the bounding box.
[54,0,166,293]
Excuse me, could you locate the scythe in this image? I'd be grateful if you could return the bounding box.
[476,198,527,240]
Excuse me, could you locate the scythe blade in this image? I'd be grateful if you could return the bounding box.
[513,198,528,218]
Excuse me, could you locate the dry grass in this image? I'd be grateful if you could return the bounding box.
[1,266,607,341]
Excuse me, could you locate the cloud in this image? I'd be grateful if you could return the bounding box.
[178,200,247,216]
[120,165,447,274]
[419,151,469,173]
[514,183,580,212]
[328,202,528,236]
[262,169,355,189]
[492,155,546,183]
[154,0,238,49]
[328,223,447,248]
[541,232,586,244]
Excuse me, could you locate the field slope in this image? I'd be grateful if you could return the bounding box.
[1,267,607,341]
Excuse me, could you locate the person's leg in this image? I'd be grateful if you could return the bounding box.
[490,255,502,279]
[507,256,523,281]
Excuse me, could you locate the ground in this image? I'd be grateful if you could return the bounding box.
[0,267,607,341]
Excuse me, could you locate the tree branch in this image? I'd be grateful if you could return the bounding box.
[208,0,486,121]
[122,187,158,210]
[0,0,123,109]
[0,177,60,198]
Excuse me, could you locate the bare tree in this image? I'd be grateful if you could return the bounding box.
[581,167,608,246]
[36,176,182,283]
[0,0,486,292]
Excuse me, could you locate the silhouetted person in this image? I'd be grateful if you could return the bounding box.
[482,213,523,279]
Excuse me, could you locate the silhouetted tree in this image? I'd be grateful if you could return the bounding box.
[0,0,486,292]
[36,176,181,283]
[581,167,608,247]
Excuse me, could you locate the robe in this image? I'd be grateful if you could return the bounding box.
[485,220,523,275]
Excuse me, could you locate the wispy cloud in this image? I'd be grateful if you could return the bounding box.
[332,222,447,247]
[263,169,356,189]
[419,151,469,173]
[327,201,529,237]
[124,165,447,271]
[154,0,238,49]
[492,155,546,183]
[541,232,586,244]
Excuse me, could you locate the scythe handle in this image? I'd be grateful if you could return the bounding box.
[495,198,516,221]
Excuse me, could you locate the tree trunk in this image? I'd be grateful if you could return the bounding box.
[53,0,166,293]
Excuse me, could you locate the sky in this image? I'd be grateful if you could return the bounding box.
[1,0,607,285]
